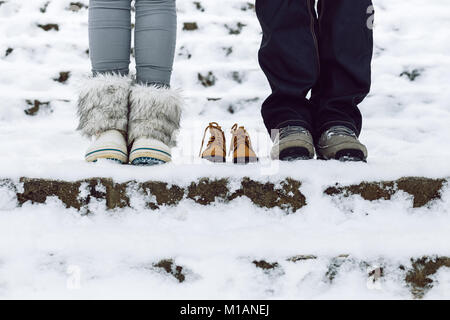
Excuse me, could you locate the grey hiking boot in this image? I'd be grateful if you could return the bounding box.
[316,126,368,162]
[270,126,315,161]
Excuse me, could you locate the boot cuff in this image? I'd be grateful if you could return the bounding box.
[76,73,131,138]
[128,84,183,147]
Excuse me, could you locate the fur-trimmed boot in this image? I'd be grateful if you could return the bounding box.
[128,84,182,166]
[77,74,131,163]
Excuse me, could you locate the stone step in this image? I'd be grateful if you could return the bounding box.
[2,176,446,212]
[121,255,450,299]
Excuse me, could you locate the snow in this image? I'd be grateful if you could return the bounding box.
[1,189,449,299]
[0,0,450,299]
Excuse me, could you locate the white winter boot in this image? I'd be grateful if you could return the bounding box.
[129,137,172,165]
[76,74,131,163]
[128,84,182,165]
[85,129,128,163]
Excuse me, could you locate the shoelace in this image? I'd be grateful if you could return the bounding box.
[229,123,252,156]
[325,126,357,138]
[199,122,225,157]
[278,126,310,140]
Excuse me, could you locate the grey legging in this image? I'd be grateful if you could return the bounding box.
[89,0,176,86]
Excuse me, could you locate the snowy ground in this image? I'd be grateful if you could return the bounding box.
[0,0,450,299]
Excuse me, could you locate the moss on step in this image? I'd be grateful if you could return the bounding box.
[24,100,51,116]
[324,177,446,208]
[37,23,59,32]
[18,178,83,209]
[183,22,198,31]
[405,256,450,299]
[253,260,279,270]
[53,71,71,84]
[187,178,229,205]
[140,181,185,209]
[17,178,129,210]
[102,180,129,209]
[197,71,216,87]
[229,178,306,212]
[397,177,445,208]
[287,255,317,263]
[153,259,186,283]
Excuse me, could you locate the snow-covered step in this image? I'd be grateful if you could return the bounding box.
[1,209,449,300]
[2,174,450,299]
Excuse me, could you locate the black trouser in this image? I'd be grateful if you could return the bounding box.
[256,0,373,140]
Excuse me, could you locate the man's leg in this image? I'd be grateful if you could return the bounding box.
[255,0,320,135]
[312,0,374,138]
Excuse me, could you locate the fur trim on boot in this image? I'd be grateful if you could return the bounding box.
[128,84,183,147]
[77,73,132,138]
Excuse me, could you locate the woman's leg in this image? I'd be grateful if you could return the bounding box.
[76,0,133,163]
[128,0,181,165]
[134,0,177,86]
[89,0,132,75]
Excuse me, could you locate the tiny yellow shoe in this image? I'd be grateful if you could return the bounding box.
[229,123,258,164]
[199,122,226,163]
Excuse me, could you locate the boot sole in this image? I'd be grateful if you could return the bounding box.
[85,148,128,164]
[130,157,167,166]
[233,157,258,164]
[318,149,367,162]
[91,158,124,164]
[129,147,171,165]
[202,156,226,163]
[335,149,367,162]
[278,147,313,161]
